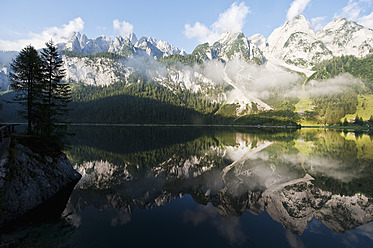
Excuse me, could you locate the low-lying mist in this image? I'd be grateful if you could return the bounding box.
[121,54,363,103]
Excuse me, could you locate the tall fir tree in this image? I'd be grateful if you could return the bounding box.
[9,45,43,134]
[39,40,70,146]
[369,115,373,124]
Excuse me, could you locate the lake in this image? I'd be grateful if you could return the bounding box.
[2,126,373,247]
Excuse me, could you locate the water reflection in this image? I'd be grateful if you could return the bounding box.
[184,204,247,246]
[63,127,373,247]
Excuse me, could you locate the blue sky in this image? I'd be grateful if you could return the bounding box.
[1,0,372,53]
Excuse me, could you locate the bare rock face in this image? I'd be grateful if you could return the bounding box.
[0,143,81,226]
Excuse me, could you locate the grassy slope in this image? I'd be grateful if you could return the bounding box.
[342,94,373,121]
[294,97,314,112]
[294,95,321,126]
[295,93,373,125]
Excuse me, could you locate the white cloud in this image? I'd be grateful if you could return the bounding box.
[359,11,373,28]
[184,2,250,44]
[286,0,312,21]
[184,22,219,45]
[337,0,373,29]
[0,17,84,51]
[285,73,362,98]
[113,19,134,37]
[212,2,250,33]
[311,16,326,31]
[341,0,362,20]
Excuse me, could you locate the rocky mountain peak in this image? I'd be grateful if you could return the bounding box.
[74,32,89,45]
[263,14,373,69]
[63,32,111,54]
[125,32,138,45]
[218,31,245,44]
[61,32,183,59]
[215,32,251,62]
[63,32,88,54]
[317,17,364,39]
[283,15,315,36]
[316,17,373,57]
[248,34,267,50]
[266,15,316,51]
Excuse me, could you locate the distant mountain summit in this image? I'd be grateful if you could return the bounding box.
[265,15,331,67]
[190,31,265,64]
[264,15,373,68]
[180,15,373,71]
[64,33,112,55]
[62,32,185,59]
[316,17,373,57]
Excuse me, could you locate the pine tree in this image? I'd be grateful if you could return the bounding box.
[9,45,43,134]
[343,117,348,126]
[39,40,70,146]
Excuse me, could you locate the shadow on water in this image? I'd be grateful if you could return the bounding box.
[67,125,300,156]
[67,125,212,155]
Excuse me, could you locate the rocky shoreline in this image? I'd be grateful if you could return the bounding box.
[0,140,81,227]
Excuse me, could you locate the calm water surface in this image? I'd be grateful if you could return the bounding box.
[2,126,373,247]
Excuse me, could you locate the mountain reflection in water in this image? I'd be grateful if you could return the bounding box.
[60,126,373,247]
[4,126,372,247]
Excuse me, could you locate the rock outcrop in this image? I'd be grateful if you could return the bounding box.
[0,142,81,226]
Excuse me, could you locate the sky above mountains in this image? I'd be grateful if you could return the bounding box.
[1,0,373,53]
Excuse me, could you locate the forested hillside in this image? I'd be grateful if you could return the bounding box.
[68,73,299,125]
[310,54,373,91]
[293,54,373,125]
[68,71,222,123]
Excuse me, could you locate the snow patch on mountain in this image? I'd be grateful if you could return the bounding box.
[248,34,267,51]
[265,15,332,68]
[317,17,373,57]
[265,15,373,69]
[267,15,316,53]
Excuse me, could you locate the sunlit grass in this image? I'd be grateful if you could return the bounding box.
[342,94,373,121]
[295,97,314,113]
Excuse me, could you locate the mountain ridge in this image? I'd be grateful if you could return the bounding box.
[63,32,186,59]
[1,15,372,76]
[1,15,373,124]
[57,15,373,70]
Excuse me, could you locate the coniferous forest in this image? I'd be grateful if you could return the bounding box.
[2,51,373,127]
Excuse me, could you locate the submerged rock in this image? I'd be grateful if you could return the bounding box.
[0,142,81,226]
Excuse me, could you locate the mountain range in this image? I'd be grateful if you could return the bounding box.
[62,32,186,58]
[58,15,373,71]
[1,15,373,123]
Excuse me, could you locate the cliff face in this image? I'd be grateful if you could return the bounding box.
[0,142,81,226]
